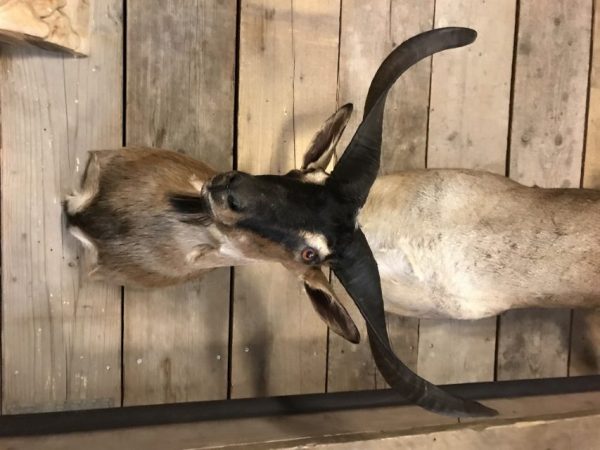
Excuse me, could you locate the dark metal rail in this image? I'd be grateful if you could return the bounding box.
[0,375,599,437]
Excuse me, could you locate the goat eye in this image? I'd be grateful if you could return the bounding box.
[301,247,318,263]
[227,194,241,211]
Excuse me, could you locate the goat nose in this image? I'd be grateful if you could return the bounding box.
[211,171,237,189]
[227,172,241,187]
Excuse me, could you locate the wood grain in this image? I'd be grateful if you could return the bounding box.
[0,0,90,54]
[570,0,600,376]
[570,310,600,375]
[327,0,432,392]
[498,0,592,380]
[420,0,516,384]
[418,319,496,384]
[1,0,122,413]
[123,0,235,405]
[231,0,339,398]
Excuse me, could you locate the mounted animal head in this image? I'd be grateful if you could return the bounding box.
[168,28,496,417]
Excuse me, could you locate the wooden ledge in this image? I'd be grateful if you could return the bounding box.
[0,390,599,449]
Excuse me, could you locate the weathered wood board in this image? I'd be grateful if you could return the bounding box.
[0,0,90,54]
[0,0,122,413]
[231,0,339,398]
[498,0,592,380]
[570,0,600,376]
[123,0,235,405]
[419,0,516,384]
[327,0,432,392]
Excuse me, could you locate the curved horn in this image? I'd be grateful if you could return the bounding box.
[327,27,477,209]
[331,229,497,417]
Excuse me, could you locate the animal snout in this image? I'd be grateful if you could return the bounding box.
[207,171,250,213]
[210,171,238,190]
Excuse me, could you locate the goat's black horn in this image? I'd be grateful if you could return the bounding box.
[327,27,477,209]
[331,229,497,417]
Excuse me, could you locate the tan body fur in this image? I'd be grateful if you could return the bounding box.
[361,170,600,319]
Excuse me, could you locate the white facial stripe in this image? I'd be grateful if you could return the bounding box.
[300,231,330,257]
[189,174,204,192]
[303,170,328,185]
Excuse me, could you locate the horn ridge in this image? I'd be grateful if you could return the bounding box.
[332,229,497,417]
[368,330,498,417]
[364,27,477,116]
[328,27,477,209]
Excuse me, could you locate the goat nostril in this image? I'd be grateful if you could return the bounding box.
[211,173,228,188]
[211,171,238,189]
[227,192,242,211]
[227,172,241,188]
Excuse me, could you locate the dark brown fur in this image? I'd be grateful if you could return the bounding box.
[66,147,225,286]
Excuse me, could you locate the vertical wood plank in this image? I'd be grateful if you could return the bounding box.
[124,0,235,405]
[420,0,516,384]
[570,0,600,377]
[1,0,123,413]
[571,311,600,375]
[327,0,433,392]
[498,0,592,380]
[231,0,339,398]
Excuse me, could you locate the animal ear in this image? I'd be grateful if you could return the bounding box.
[168,193,213,226]
[302,103,353,171]
[302,267,360,344]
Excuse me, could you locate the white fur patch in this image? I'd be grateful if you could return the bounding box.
[69,226,95,251]
[189,174,204,192]
[303,170,328,185]
[300,231,330,257]
[68,226,99,269]
[220,238,257,262]
[185,244,215,264]
[206,228,260,263]
[374,249,414,281]
[65,190,94,215]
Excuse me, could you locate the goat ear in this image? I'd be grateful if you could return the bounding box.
[168,193,213,226]
[302,267,360,344]
[302,104,353,171]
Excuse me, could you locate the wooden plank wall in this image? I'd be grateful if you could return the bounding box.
[498,0,592,380]
[0,0,598,413]
[572,2,600,376]
[123,0,235,405]
[1,0,123,413]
